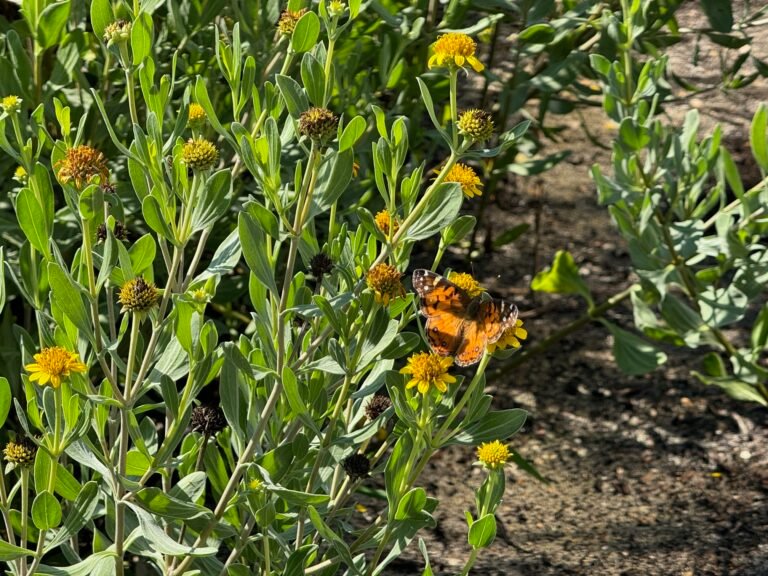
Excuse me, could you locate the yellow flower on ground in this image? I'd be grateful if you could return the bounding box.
[55,145,109,189]
[476,440,510,469]
[428,33,484,73]
[25,346,87,388]
[457,109,494,142]
[444,163,483,198]
[447,271,484,297]
[400,352,456,395]
[487,319,527,353]
[187,103,207,130]
[374,209,399,236]
[366,263,405,305]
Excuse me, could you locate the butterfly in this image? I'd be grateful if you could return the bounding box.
[412,269,518,367]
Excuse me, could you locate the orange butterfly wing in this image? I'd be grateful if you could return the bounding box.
[413,270,519,366]
[412,270,469,357]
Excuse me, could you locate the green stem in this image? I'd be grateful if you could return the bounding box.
[435,353,492,445]
[20,468,29,567]
[459,549,479,576]
[449,69,459,149]
[323,38,336,106]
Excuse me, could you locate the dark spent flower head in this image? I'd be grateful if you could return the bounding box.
[457,109,494,142]
[118,277,160,313]
[97,220,128,243]
[341,453,371,480]
[298,107,339,140]
[365,394,392,420]
[4,438,37,466]
[191,405,227,435]
[309,252,334,279]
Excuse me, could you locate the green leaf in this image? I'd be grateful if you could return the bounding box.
[0,540,32,561]
[339,115,366,152]
[291,11,320,53]
[127,503,218,556]
[406,183,463,240]
[492,223,529,248]
[238,212,278,295]
[134,487,211,520]
[300,52,325,107]
[32,490,62,530]
[126,450,151,476]
[518,23,555,44]
[468,514,497,548]
[441,215,476,246]
[619,118,650,151]
[276,74,309,119]
[307,505,355,568]
[16,188,52,259]
[0,377,10,429]
[142,196,176,244]
[44,481,99,553]
[605,322,667,375]
[448,409,527,446]
[47,262,92,341]
[131,12,153,65]
[531,250,592,305]
[750,104,768,171]
[395,487,426,520]
[693,373,767,406]
[37,0,70,49]
[192,169,232,232]
[701,0,733,32]
[90,0,113,39]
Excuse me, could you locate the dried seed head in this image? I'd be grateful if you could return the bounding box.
[365,394,392,420]
[366,263,405,305]
[277,9,307,35]
[298,107,339,140]
[55,145,109,189]
[191,405,227,435]
[341,453,370,480]
[97,220,128,242]
[309,252,334,279]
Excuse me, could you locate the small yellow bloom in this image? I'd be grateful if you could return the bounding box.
[355,503,368,513]
[444,163,483,198]
[400,352,456,395]
[1,95,22,114]
[428,33,484,73]
[103,19,132,45]
[14,165,27,184]
[3,438,37,466]
[374,210,399,236]
[248,478,265,492]
[457,109,494,142]
[476,440,510,469]
[118,277,160,314]
[182,138,218,171]
[187,103,207,130]
[328,0,346,17]
[366,263,405,305]
[25,346,87,388]
[487,319,527,353]
[277,8,307,35]
[447,271,484,298]
[55,145,109,189]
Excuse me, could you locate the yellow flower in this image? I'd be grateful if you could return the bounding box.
[248,478,265,492]
[187,103,207,130]
[103,19,131,45]
[1,95,22,114]
[25,346,87,388]
[400,352,456,395]
[428,33,484,73]
[3,438,37,466]
[447,271,484,298]
[182,138,218,171]
[328,0,346,17]
[277,8,307,35]
[298,107,338,140]
[487,319,527,353]
[366,263,405,305]
[55,145,109,189]
[476,440,510,469]
[118,277,160,314]
[457,109,494,142]
[374,210,399,236]
[444,163,483,198]
[14,165,27,184]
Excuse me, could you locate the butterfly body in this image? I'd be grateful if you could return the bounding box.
[412,269,518,366]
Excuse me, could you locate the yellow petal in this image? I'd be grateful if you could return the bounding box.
[400,365,414,375]
[428,54,439,68]
[511,339,521,348]
[405,379,417,389]
[37,373,50,385]
[468,56,484,72]
[455,55,465,67]
[417,380,429,395]
[435,380,447,393]
[25,363,40,372]
[442,374,457,384]
[51,375,61,388]
[515,327,528,339]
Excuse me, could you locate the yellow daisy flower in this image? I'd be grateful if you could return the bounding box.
[428,33,484,73]
[447,271,484,297]
[25,346,87,388]
[476,440,510,469]
[487,319,527,353]
[400,352,456,395]
[366,263,405,305]
[444,163,483,198]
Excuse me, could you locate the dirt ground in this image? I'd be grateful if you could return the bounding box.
[385,5,768,575]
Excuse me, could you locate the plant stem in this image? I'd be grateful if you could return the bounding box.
[459,549,479,576]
